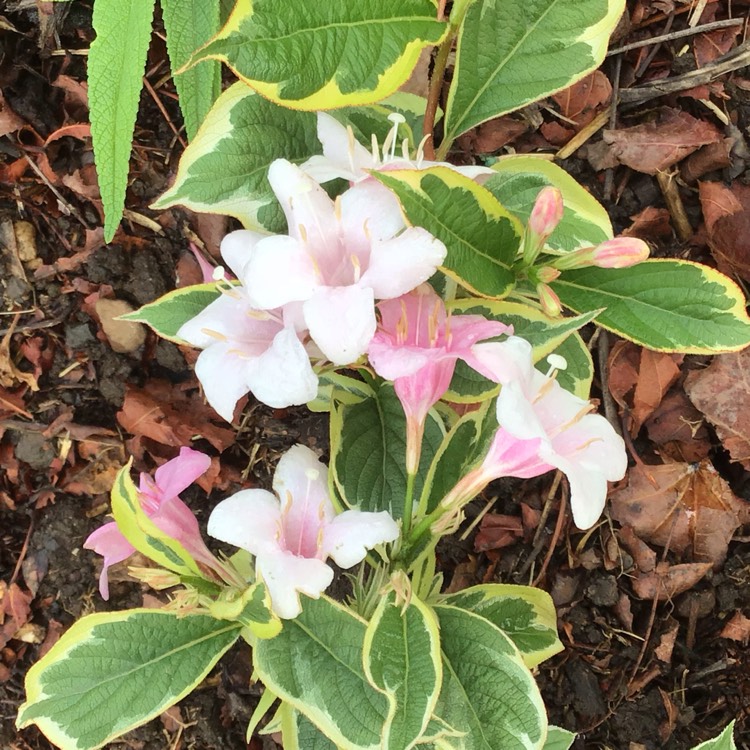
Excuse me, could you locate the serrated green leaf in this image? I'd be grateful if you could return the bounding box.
[543,726,576,750]
[208,583,282,640]
[486,156,613,252]
[161,0,221,141]
[551,259,750,353]
[374,168,523,299]
[152,83,320,232]
[444,300,597,402]
[189,0,446,110]
[434,605,548,749]
[363,591,442,750]
[443,584,563,668]
[330,382,445,519]
[691,722,737,750]
[279,704,339,750]
[120,283,222,342]
[444,0,625,142]
[110,460,202,578]
[89,0,157,241]
[17,610,240,750]
[254,596,389,750]
[549,331,593,399]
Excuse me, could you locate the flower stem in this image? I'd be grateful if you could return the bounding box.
[401,469,417,537]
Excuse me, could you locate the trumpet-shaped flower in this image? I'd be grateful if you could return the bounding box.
[84,448,220,599]
[238,159,447,365]
[447,337,627,529]
[207,445,399,619]
[302,112,493,186]
[368,284,510,471]
[178,231,318,422]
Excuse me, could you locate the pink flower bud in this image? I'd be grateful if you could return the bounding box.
[529,187,564,240]
[537,283,562,317]
[591,237,650,268]
[536,266,561,283]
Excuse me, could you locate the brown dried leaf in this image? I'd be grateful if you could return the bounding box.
[475,513,523,552]
[632,561,712,600]
[694,27,740,67]
[654,619,679,662]
[603,108,722,174]
[703,182,750,280]
[622,206,673,240]
[685,349,750,469]
[552,70,612,124]
[645,390,710,463]
[719,611,750,644]
[698,181,740,234]
[611,462,747,569]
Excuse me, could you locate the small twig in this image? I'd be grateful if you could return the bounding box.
[22,153,90,228]
[517,472,562,579]
[620,41,750,106]
[635,12,674,79]
[9,517,34,587]
[656,170,693,242]
[604,55,622,201]
[596,329,623,438]
[532,485,568,587]
[422,37,452,160]
[555,109,610,159]
[142,76,187,150]
[606,17,744,56]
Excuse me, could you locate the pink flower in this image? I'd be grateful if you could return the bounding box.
[523,187,564,265]
[449,337,627,529]
[368,284,510,471]
[552,237,650,271]
[178,231,318,422]
[84,448,219,599]
[237,160,447,366]
[208,445,399,618]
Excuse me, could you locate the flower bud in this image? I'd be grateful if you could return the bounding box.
[535,265,562,283]
[523,187,564,265]
[590,237,650,268]
[537,283,562,317]
[529,186,564,238]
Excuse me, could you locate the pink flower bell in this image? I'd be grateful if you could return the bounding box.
[448,337,627,529]
[208,445,399,618]
[368,284,510,472]
[84,448,221,599]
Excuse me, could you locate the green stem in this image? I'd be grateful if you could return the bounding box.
[401,469,417,538]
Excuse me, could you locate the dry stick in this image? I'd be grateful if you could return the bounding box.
[532,487,567,587]
[22,153,90,229]
[619,41,750,106]
[142,75,187,150]
[422,40,452,160]
[555,109,610,160]
[596,329,623,438]
[634,12,674,80]
[516,472,562,580]
[606,17,744,56]
[656,170,693,242]
[603,55,622,201]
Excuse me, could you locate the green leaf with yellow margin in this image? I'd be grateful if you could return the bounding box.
[208,582,282,640]
[551,260,750,353]
[544,727,577,750]
[17,610,240,750]
[152,83,320,232]
[119,283,222,342]
[254,595,389,750]
[110,460,203,578]
[444,300,598,402]
[444,584,563,668]
[444,0,625,141]
[279,704,339,750]
[374,168,523,299]
[691,721,737,750]
[433,604,548,749]
[186,0,447,110]
[486,155,613,252]
[363,590,442,750]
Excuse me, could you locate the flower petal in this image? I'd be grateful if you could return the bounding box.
[193,343,253,422]
[245,327,319,409]
[243,235,319,309]
[83,522,136,600]
[359,227,446,299]
[273,445,334,558]
[207,488,282,557]
[304,285,376,365]
[256,550,333,619]
[340,179,405,245]
[153,447,210,501]
[466,336,535,385]
[177,290,257,349]
[321,510,399,568]
[220,229,268,278]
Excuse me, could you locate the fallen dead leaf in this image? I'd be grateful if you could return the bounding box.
[553,70,612,125]
[700,182,750,280]
[607,341,682,435]
[610,461,749,569]
[632,561,712,601]
[719,611,750,644]
[698,181,741,233]
[475,513,524,552]
[602,108,722,174]
[685,349,750,469]
[654,618,680,663]
[694,26,740,67]
[645,390,710,463]
[622,206,673,240]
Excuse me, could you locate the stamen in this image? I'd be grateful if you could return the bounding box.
[549,402,596,438]
[428,299,441,347]
[396,300,409,344]
[347,125,357,175]
[212,265,226,281]
[384,113,405,162]
[350,254,361,283]
[401,138,410,161]
[201,328,229,342]
[546,353,568,373]
[416,134,430,166]
[334,195,342,222]
[298,223,308,243]
[371,133,380,163]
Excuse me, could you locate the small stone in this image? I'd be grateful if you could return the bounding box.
[14,221,37,262]
[94,298,146,354]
